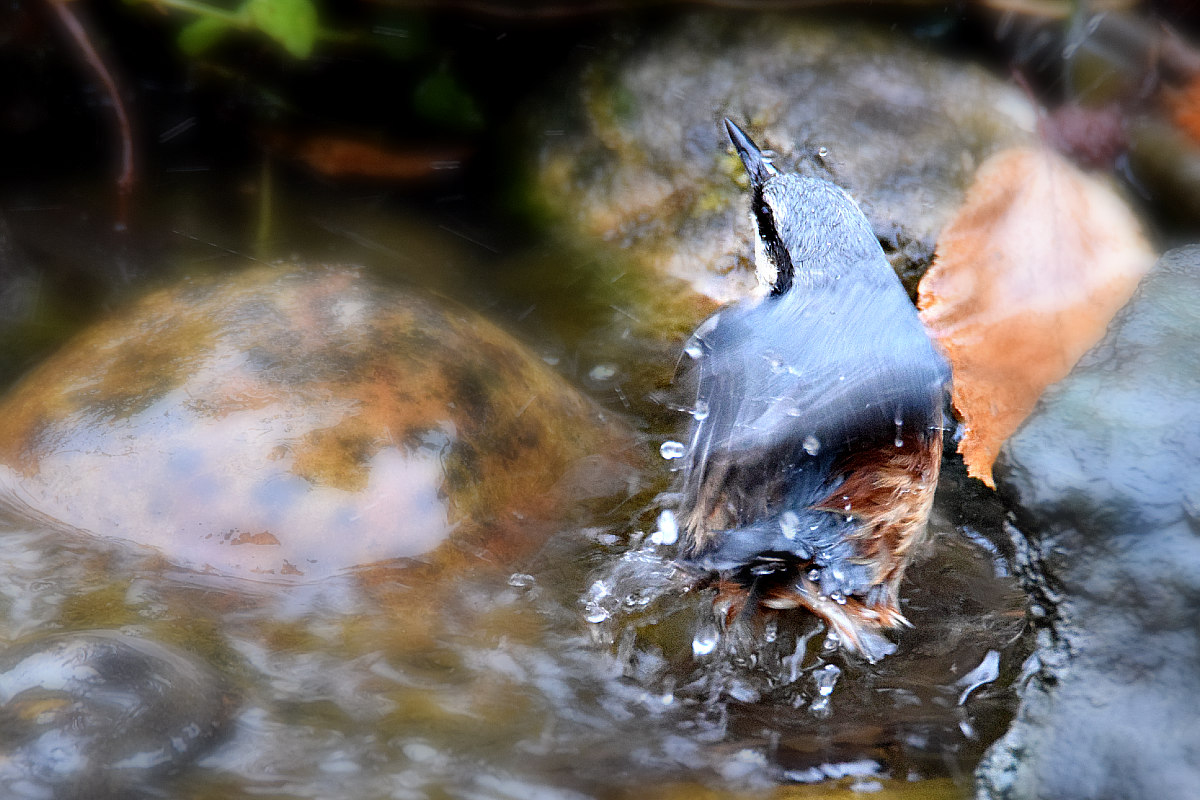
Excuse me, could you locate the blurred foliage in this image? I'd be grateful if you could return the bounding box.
[147,0,321,58]
[413,62,484,130]
[132,0,490,133]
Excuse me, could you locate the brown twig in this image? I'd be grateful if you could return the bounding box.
[47,0,135,231]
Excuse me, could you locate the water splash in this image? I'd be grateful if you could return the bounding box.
[810,663,842,717]
[650,509,678,546]
[814,663,842,697]
[583,580,613,623]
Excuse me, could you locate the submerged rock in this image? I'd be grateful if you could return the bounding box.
[977,247,1200,799]
[0,265,634,580]
[524,14,1034,304]
[0,630,233,800]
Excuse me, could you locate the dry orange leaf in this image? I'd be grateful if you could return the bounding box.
[285,135,469,180]
[1167,74,1200,146]
[918,146,1156,487]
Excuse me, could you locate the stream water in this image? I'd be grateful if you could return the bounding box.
[0,170,1028,799]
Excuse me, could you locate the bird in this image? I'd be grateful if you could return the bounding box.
[675,119,950,662]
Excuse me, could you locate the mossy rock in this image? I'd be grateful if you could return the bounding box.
[523,14,1034,303]
[0,265,634,580]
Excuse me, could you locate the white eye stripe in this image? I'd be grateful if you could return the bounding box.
[751,212,778,289]
[753,189,798,295]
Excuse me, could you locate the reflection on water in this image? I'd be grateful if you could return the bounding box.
[0,179,1026,799]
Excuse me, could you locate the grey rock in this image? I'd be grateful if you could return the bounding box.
[978,246,1200,799]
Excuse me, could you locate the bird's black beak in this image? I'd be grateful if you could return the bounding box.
[724,118,777,188]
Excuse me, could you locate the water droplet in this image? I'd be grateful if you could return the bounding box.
[684,340,704,360]
[809,696,831,718]
[814,663,842,696]
[650,509,678,545]
[507,573,535,589]
[955,649,1002,706]
[691,399,710,421]
[588,363,618,381]
[894,436,904,448]
[780,511,800,540]
[843,502,852,512]
[802,435,820,456]
[622,591,652,609]
[728,681,760,703]
[659,441,686,460]
[583,579,613,623]
[817,146,829,158]
[807,568,822,582]
[402,742,439,763]
[830,592,847,606]
[692,624,720,657]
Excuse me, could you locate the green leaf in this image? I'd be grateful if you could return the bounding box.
[413,65,484,131]
[248,0,318,59]
[178,16,231,56]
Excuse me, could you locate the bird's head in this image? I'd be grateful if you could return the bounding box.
[724,119,883,295]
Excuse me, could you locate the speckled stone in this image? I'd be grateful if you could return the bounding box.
[0,265,634,580]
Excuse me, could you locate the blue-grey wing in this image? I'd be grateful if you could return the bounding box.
[683,268,948,481]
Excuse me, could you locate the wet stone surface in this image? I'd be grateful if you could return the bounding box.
[978,246,1200,799]
[524,13,1034,304]
[0,630,233,800]
[0,264,634,581]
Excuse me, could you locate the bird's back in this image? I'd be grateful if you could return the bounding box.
[676,128,949,659]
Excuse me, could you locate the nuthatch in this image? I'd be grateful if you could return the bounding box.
[677,120,950,661]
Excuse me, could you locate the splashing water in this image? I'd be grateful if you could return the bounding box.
[650,510,678,545]
[583,580,614,623]
[814,663,842,697]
